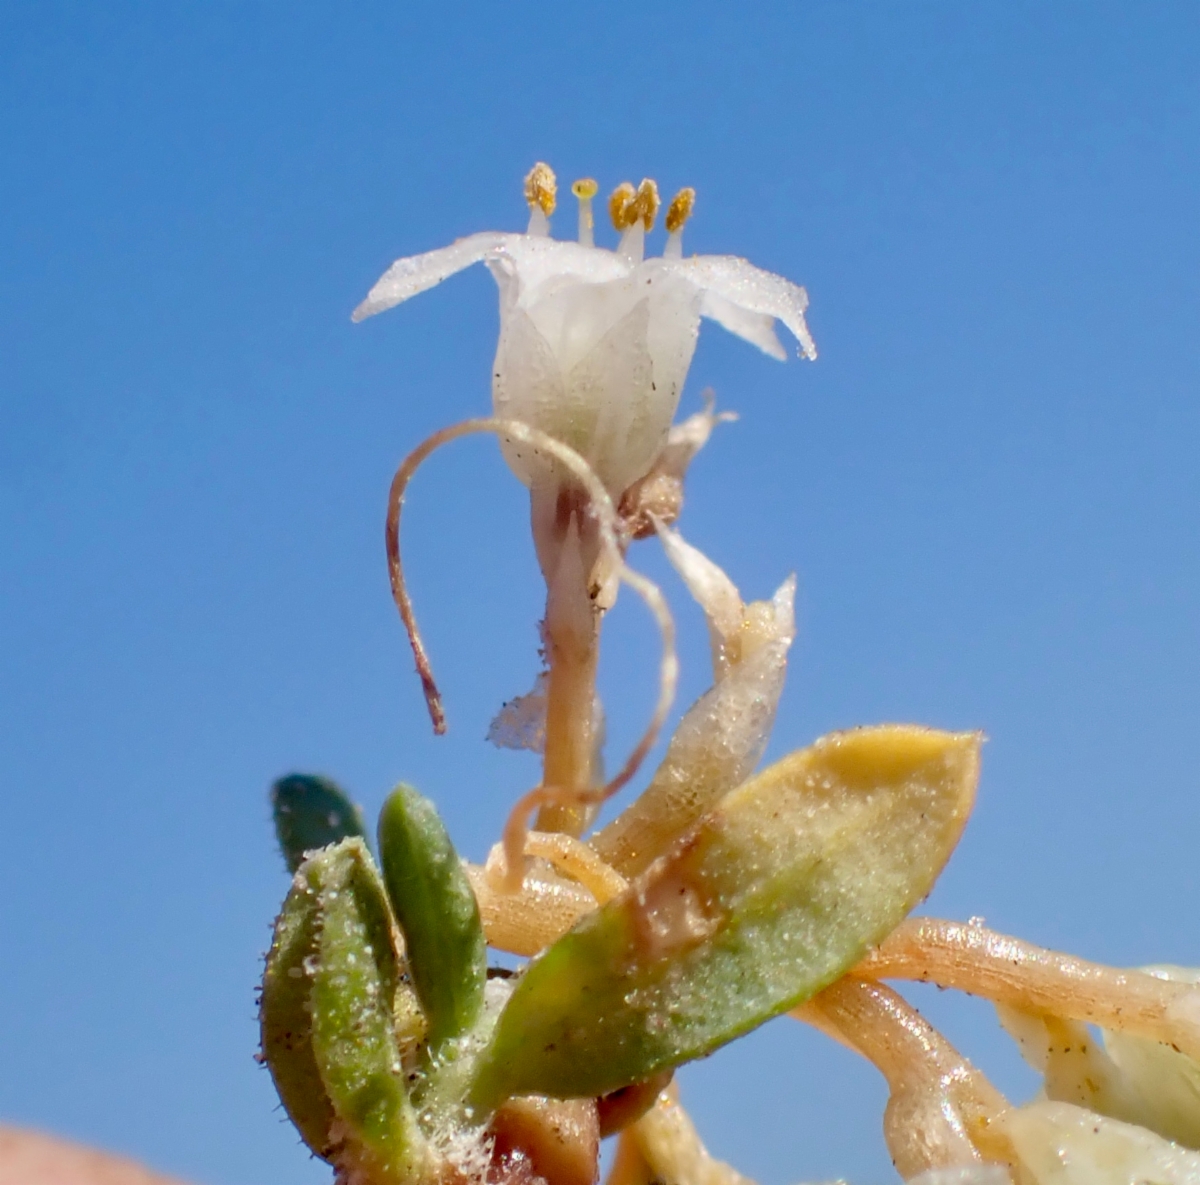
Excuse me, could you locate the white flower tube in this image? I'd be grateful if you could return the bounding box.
[354,164,816,500]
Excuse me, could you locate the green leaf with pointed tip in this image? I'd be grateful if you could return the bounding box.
[272,774,368,874]
[473,726,980,1106]
[378,784,486,1047]
[307,838,425,1179]
[260,872,338,1162]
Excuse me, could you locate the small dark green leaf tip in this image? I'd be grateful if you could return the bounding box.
[271,774,368,873]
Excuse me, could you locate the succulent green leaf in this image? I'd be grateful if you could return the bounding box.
[378,784,487,1047]
[260,872,338,1161]
[272,773,368,873]
[474,725,980,1104]
[307,838,424,1178]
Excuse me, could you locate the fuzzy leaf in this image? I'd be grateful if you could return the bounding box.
[307,839,424,1177]
[272,774,368,873]
[260,871,338,1161]
[475,726,979,1103]
[378,784,487,1046]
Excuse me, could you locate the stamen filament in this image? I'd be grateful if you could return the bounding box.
[664,187,695,259]
[609,182,645,262]
[572,178,598,248]
[614,179,660,263]
[617,222,645,263]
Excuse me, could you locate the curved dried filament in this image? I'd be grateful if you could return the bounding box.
[521,832,628,905]
[606,1130,655,1185]
[383,417,678,877]
[623,1087,758,1185]
[856,918,1200,1062]
[465,861,595,958]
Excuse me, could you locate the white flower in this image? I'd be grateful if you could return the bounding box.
[353,164,816,498]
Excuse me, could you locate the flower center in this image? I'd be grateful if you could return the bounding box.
[522,163,696,260]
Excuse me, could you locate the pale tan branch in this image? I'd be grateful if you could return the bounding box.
[856,918,1200,1061]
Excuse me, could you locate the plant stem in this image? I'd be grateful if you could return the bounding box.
[531,485,602,836]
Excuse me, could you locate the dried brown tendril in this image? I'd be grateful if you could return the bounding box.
[385,418,679,891]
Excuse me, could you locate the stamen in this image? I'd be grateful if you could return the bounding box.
[665,187,696,234]
[664,187,695,260]
[613,179,660,263]
[572,178,598,248]
[608,182,638,231]
[632,178,660,231]
[524,161,557,236]
[384,418,678,887]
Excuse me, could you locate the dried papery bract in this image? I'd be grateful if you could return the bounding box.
[591,544,795,877]
[618,389,737,541]
[994,966,1200,1151]
[997,1003,1150,1135]
[384,417,678,889]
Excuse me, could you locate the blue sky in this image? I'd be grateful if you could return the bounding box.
[2,3,1198,1183]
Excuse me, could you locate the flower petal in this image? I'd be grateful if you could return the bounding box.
[491,306,569,487]
[656,522,745,646]
[491,237,631,308]
[351,231,510,322]
[673,254,817,360]
[699,292,786,361]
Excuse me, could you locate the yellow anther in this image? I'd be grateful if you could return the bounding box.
[524,162,557,216]
[633,178,660,231]
[665,187,696,234]
[608,182,638,230]
[571,178,599,200]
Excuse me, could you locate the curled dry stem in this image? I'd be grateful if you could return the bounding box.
[385,417,678,889]
[855,917,1200,1061]
[465,858,595,959]
[614,1084,758,1185]
[795,977,1015,1177]
[468,832,627,958]
[521,831,629,905]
